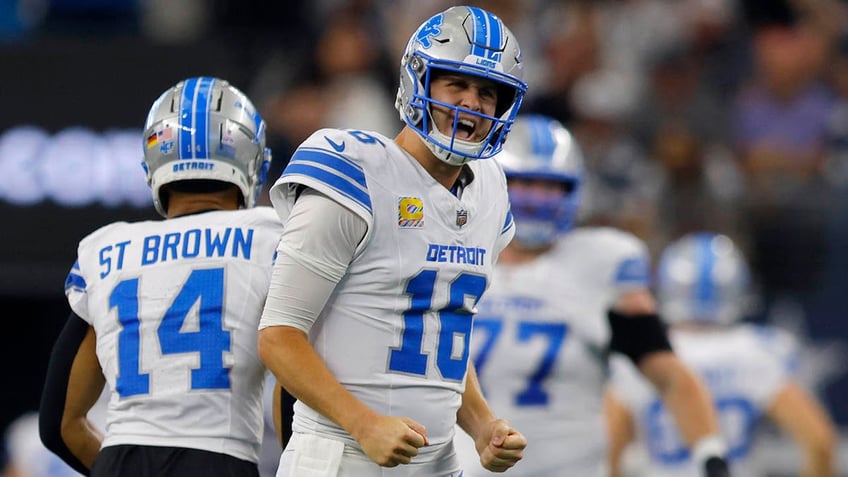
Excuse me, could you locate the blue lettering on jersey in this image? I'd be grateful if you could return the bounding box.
[98,240,131,278]
[645,394,757,463]
[425,244,487,266]
[141,228,253,265]
[477,296,544,315]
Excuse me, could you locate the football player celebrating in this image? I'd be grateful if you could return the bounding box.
[258,5,528,476]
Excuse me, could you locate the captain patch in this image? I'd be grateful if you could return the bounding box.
[398,197,424,228]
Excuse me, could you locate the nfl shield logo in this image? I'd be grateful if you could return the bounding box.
[456,209,468,227]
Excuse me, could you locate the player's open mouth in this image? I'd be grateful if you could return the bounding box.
[456,118,477,140]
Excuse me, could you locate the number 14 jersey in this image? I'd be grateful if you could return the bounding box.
[64,207,283,464]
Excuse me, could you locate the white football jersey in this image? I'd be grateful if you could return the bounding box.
[609,324,798,477]
[454,227,651,476]
[64,207,284,463]
[269,128,514,465]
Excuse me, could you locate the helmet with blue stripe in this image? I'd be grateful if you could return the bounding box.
[657,232,752,325]
[142,77,271,216]
[396,5,527,166]
[498,114,584,248]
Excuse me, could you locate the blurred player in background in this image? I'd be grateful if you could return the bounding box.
[5,412,84,477]
[39,77,283,477]
[4,410,91,477]
[257,5,529,476]
[606,231,837,477]
[453,114,731,477]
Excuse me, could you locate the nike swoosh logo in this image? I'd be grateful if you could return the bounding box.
[324,136,345,152]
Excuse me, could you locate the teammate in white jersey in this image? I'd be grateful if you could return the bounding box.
[39,77,284,477]
[452,114,731,477]
[606,232,837,477]
[258,5,528,476]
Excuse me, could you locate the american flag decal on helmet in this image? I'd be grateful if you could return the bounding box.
[456,209,468,227]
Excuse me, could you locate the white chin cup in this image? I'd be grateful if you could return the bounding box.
[426,122,487,166]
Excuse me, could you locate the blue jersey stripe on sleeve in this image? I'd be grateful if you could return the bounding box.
[291,148,368,189]
[502,209,513,234]
[283,160,371,214]
[65,272,86,292]
[615,256,649,286]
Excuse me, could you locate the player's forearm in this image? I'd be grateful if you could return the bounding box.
[800,438,836,477]
[603,390,634,477]
[800,457,836,477]
[272,383,284,446]
[767,382,837,477]
[60,417,102,469]
[40,316,105,475]
[257,326,378,438]
[456,364,496,440]
[650,356,720,444]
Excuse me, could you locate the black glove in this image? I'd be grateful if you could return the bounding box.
[704,455,731,477]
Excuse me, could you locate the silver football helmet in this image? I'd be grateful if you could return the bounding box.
[142,77,271,216]
[395,5,527,166]
[657,232,752,326]
[498,114,584,248]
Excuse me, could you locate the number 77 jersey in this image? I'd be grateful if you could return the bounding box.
[268,127,515,455]
[64,207,283,464]
[455,227,652,477]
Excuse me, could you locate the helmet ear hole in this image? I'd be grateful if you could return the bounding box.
[214,91,224,112]
[410,56,425,74]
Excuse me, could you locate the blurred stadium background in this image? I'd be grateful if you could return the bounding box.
[1,0,847,474]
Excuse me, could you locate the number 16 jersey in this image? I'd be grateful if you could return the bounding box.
[268,128,515,461]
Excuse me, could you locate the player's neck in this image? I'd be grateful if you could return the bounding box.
[396,127,464,190]
[166,192,240,218]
